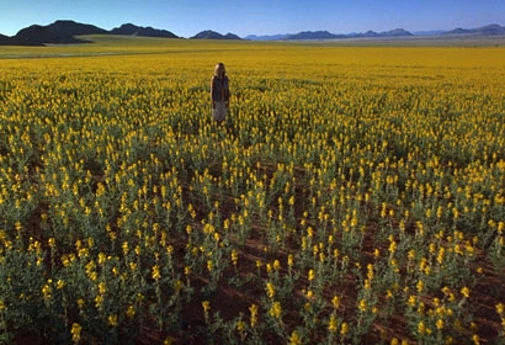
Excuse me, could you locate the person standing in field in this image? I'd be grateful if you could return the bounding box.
[211,62,230,124]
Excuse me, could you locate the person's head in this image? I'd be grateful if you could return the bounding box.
[214,62,226,78]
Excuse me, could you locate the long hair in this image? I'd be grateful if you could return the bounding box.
[214,62,226,78]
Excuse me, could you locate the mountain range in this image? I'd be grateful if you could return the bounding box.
[246,24,505,41]
[0,20,182,45]
[246,28,414,40]
[110,23,178,38]
[190,30,242,40]
[0,20,504,46]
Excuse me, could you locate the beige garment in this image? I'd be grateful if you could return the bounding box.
[212,101,227,122]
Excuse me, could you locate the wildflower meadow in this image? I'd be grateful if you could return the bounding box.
[1,38,504,344]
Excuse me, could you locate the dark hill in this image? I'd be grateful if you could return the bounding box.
[191,30,242,40]
[284,28,412,40]
[478,24,505,35]
[444,24,505,36]
[287,31,345,40]
[361,30,379,38]
[14,20,106,44]
[348,28,413,38]
[110,23,178,38]
[382,28,413,37]
[224,33,242,40]
[0,33,13,45]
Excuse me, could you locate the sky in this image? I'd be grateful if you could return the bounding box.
[1,0,504,38]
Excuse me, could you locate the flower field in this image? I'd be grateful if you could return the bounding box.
[1,39,505,344]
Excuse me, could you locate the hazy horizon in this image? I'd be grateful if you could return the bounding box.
[1,0,504,38]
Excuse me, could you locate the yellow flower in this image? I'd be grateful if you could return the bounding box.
[340,322,349,335]
[236,319,246,332]
[328,314,338,332]
[95,294,103,309]
[388,240,397,253]
[332,296,340,309]
[202,300,211,313]
[367,263,374,280]
[304,302,312,311]
[152,265,161,280]
[269,301,282,319]
[56,280,65,290]
[122,241,129,255]
[496,303,504,315]
[71,323,82,343]
[231,249,238,266]
[174,279,183,292]
[461,286,470,299]
[249,304,258,327]
[418,321,426,334]
[287,254,294,267]
[77,299,85,309]
[184,266,191,276]
[289,330,302,345]
[266,282,275,299]
[358,299,367,312]
[98,252,106,264]
[42,284,52,300]
[108,314,118,326]
[98,282,106,295]
[126,305,136,318]
[416,280,424,293]
[308,269,315,281]
[436,319,444,330]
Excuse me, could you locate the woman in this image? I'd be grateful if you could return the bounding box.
[210,62,230,124]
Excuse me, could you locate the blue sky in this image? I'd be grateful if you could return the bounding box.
[1,0,504,37]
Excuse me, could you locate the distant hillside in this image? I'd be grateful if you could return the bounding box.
[191,30,242,40]
[382,28,414,37]
[0,33,12,45]
[412,30,445,36]
[287,31,346,40]
[282,28,412,40]
[245,34,290,41]
[14,20,106,44]
[110,23,178,38]
[224,33,242,40]
[444,24,505,36]
[0,20,180,46]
